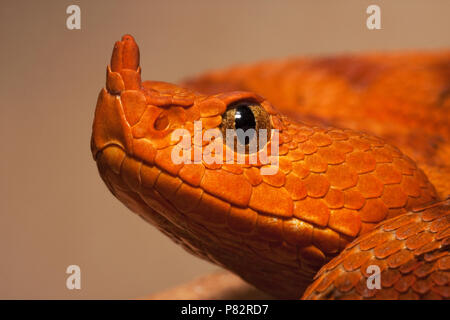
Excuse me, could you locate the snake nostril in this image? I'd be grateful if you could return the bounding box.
[154,112,169,131]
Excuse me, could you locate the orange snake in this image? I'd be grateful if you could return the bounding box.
[91,35,450,299]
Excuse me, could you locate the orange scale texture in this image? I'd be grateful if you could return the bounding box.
[92,35,450,300]
[303,201,449,300]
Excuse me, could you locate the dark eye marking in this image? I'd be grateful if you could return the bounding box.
[220,100,271,153]
[234,103,256,145]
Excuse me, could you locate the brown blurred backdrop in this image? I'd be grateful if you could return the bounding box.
[1,0,449,299]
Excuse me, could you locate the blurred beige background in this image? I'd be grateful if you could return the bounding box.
[1,0,449,299]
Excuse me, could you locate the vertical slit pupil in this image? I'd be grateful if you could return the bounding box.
[235,104,256,145]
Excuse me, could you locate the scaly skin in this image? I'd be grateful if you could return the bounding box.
[302,200,449,299]
[91,35,449,299]
[185,52,450,198]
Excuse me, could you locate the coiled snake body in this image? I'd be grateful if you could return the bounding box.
[91,35,450,299]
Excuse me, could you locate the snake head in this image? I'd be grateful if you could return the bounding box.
[91,35,439,298]
[91,35,288,206]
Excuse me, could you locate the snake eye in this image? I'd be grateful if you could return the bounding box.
[235,104,256,144]
[220,100,271,153]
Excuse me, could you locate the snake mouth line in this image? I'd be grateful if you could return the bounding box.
[98,143,302,225]
[97,141,364,270]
